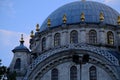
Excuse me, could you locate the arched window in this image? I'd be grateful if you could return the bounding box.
[70,66,77,80]
[70,30,78,44]
[89,66,97,80]
[14,58,21,70]
[42,37,46,51]
[107,31,114,45]
[51,68,58,80]
[89,30,97,44]
[54,33,60,46]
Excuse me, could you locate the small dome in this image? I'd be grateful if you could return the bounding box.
[40,1,120,31]
[12,44,29,53]
[12,34,29,53]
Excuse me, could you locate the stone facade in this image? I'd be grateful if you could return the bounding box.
[9,1,120,80]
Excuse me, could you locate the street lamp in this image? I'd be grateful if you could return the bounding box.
[72,54,89,80]
[1,74,8,80]
[3,74,7,80]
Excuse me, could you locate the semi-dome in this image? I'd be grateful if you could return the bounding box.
[40,1,119,31]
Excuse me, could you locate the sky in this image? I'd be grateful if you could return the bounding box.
[0,0,120,67]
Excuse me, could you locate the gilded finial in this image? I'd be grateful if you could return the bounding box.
[36,24,40,31]
[117,16,120,25]
[20,34,24,44]
[30,30,34,38]
[47,18,51,27]
[100,12,104,22]
[81,12,85,22]
[63,14,67,24]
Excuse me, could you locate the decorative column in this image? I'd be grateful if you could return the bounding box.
[46,33,52,50]
[80,27,86,43]
[99,28,105,45]
[61,30,68,46]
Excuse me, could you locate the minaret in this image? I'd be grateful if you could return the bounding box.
[9,34,30,80]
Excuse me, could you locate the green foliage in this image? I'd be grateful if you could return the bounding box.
[0,66,7,74]
[0,60,7,79]
[7,70,16,80]
[0,59,16,80]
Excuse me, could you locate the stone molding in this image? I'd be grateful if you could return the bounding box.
[24,43,119,80]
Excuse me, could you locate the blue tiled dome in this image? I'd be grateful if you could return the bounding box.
[40,1,119,31]
[12,43,29,53]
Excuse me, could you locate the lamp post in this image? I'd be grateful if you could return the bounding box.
[72,54,89,80]
[3,74,7,80]
[80,60,82,80]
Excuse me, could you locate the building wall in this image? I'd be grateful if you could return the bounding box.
[10,51,30,80]
[31,24,119,53]
[41,62,112,80]
[27,24,120,80]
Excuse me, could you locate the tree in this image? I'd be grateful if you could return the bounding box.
[0,59,7,79]
[7,68,16,80]
[0,59,16,80]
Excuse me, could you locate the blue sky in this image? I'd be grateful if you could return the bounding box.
[0,0,120,66]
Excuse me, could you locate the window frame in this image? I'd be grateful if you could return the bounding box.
[54,33,61,47]
[14,58,21,70]
[42,37,46,51]
[89,66,97,80]
[107,31,114,45]
[70,30,78,44]
[70,66,77,80]
[89,30,97,44]
[51,68,58,80]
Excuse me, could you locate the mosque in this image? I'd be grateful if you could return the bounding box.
[9,0,120,80]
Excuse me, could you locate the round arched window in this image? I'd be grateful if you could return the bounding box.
[70,30,78,44]
[89,66,97,80]
[54,33,60,46]
[70,66,77,80]
[107,31,114,45]
[14,58,21,70]
[89,30,97,44]
[42,37,46,51]
[51,68,58,80]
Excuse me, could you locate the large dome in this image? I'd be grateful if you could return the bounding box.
[40,1,119,31]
